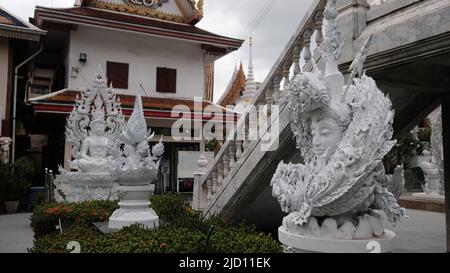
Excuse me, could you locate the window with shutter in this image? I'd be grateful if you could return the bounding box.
[107,61,129,89]
[157,67,177,93]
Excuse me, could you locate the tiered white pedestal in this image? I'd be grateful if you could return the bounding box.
[54,173,119,203]
[108,184,159,230]
[278,226,396,253]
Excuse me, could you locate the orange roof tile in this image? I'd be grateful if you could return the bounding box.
[218,63,246,107]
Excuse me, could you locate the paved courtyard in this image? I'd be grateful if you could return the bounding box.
[393,209,446,253]
[0,210,446,253]
[0,213,34,253]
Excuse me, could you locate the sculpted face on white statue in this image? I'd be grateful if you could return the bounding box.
[271,0,405,246]
[311,116,344,158]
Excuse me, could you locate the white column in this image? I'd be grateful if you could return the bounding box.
[192,153,208,210]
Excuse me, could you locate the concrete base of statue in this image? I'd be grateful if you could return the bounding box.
[108,184,159,230]
[54,172,119,203]
[278,226,396,253]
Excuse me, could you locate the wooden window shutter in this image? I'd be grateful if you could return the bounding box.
[157,67,176,93]
[107,61,129,89]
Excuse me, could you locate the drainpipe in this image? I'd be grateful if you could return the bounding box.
[12,41,44,163]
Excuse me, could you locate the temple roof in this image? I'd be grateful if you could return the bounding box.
[29,89,239,122]
[217,63,246,107]
[33,6,243,50]
[0,5,46,41]
[76,0,203,25]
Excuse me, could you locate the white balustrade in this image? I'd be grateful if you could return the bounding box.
[195,0,327,213]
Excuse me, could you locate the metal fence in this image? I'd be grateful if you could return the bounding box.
[44,168,56,203]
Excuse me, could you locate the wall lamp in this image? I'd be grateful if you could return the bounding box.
[79,53,87,63]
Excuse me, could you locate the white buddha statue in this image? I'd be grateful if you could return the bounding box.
[65,68,125,175]
[75,118,110,173]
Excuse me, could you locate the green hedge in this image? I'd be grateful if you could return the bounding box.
[30,224,281,253]
[30,194,282,253]
[150,192,225,232]
[31,200,119,238]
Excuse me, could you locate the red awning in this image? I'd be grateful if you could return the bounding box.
[29,89,239,122]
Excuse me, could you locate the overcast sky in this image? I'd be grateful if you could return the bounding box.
[0,0,314,102]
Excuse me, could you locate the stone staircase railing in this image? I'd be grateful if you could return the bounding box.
[192,0,328,214]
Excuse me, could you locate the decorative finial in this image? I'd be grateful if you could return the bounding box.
[321,0,344,103]
[239,35,257,103]
[342,34,373,101]
[95,65,105,81]
[121,93,148,145]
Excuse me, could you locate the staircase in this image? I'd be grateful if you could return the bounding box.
[192,0,450,228]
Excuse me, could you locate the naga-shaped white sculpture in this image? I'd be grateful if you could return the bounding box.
[272,0,405,252]
[108,94,164,230]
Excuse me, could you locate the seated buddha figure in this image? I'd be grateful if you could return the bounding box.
[75,118,110,173]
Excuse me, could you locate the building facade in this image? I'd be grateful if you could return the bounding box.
[0,5,45,164]
[21,0,243,194]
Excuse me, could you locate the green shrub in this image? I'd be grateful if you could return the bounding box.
[151,193,225,232]
[388,132,424,168]
[150,192,188,224]
[0,157,34,202]
[209,225,282,253]
[30,194,282,253]
[31,200,118,238]
[30,224,282,253]
[94,225,208,253]
[29,224,100,253]
[417,127,432,142]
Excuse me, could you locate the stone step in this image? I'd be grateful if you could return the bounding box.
[399,195,445,213]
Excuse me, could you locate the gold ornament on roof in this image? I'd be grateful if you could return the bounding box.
[89,0,187,23]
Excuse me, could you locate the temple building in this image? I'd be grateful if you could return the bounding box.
[217,38,261,111]
[10,0,243,194]
[0,5,45,164]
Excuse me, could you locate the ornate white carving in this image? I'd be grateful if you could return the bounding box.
[108,93,164,230]
[65,66,125,173]
[420,107,444,195]
[271,0,405,245]
[54,170,119,203]
[127,0,168,9]
[109,94,162,185]
[55,68,164,209]
[0,137,12,164]
[55,67,125,202]
[386,165,405,200]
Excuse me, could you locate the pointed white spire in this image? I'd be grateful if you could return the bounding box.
[122,93,147,145]
[322,0,344,103]
[241,36,257,101]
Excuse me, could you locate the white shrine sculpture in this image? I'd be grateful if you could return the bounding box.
[419,107,444,195]
[55,68,125,202]
[108,93,164,230]
[55,67,164,230]
[386,165,405,200]
[271,0,405,252]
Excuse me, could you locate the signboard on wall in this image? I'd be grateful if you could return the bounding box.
[177,151,214,193]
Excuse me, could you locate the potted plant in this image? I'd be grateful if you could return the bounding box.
[417,127,432,142]
[0,157,34,214]
[389,133,424,169]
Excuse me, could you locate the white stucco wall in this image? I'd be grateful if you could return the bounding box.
[67,25,205,99]
[0,38,9,124]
